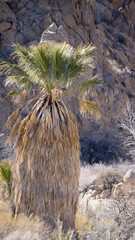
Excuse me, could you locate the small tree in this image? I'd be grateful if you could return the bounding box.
[0,42,100,232]
[119,110,135,162]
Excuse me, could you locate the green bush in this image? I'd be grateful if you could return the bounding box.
[0,161,12,198]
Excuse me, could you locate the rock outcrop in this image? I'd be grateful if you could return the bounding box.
[78,167,135,239]
[0,0,135,162]
[80,168,135,200]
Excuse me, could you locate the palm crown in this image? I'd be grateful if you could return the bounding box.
[0,42,100,118]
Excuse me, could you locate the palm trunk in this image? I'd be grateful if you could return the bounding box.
[11,91,80,232]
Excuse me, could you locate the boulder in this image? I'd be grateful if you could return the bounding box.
[57,25,69,42]
[26,1,34,9]
[47,22,57,32]
[15,33,25,44]
[16,7,26,17]
[63,13,77,30]
[22,28,38,42]
[79,195,116,218]
[0,22,11,33]
[1,28,16,48]
[40,23,69,44]
[0,2,16,21]
[27,40,38,47]
[113,170,135,197]
[113,182,123,196]
[100,189,111,199]
[123,169,135,183]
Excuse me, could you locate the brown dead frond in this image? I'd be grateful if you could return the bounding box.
[80,99,100,119]
[11,91,80,233]
[6,109,20,129]
[8,114,21,143]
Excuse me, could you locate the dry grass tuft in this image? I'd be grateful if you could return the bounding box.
[75,212,93,232]
[0,196,43,239]
[0,198,74,240]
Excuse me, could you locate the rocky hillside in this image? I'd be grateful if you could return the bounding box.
[0,0,135,162]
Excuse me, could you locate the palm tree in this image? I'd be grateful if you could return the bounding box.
[0,42,100,232]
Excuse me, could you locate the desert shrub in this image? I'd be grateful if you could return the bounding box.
[91,171,123,191]
[121,111,135,161]
[118,110,135,162]
[0,161,12,198]
[80,137,124,164]
[113,194,135,240]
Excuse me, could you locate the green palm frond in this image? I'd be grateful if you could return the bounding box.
[0,161,12,197]
[76,77,100,92]
[8,89,21,95]
[66,76,101,93]
[68,44,94,79]
[0,60,36,93]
